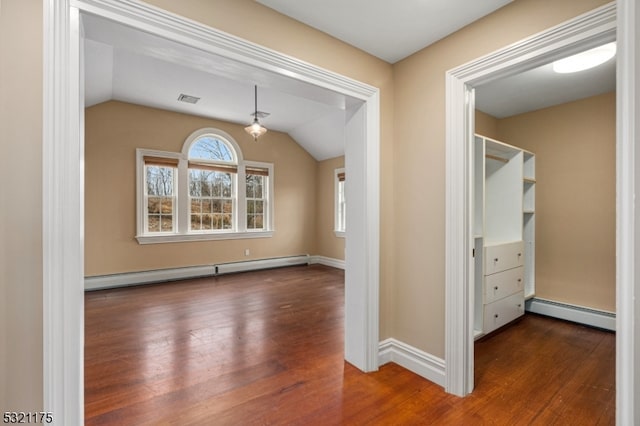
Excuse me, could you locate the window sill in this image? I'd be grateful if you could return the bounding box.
[334,230,346,238]
[136,230,274,244]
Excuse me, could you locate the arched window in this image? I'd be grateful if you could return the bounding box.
[186,133,239,232]
[136,128,273,243]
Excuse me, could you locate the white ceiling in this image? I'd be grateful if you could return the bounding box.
[83,14,353,161]
[476,51,616,119]
[83,4,616,160]
[256,0,513,64]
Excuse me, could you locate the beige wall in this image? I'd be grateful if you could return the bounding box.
[316,156,346,260]
[475,110,500,139]
[392,0,609,357]
[497,92,616,312]
[1,0,614,410]
[0,0,43,411]
[85,101,318,275]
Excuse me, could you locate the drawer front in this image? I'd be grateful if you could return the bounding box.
[483,292,525,334]
[484,266,524,304]
[484,241,524,275]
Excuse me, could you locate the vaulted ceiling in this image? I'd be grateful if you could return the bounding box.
[83,2,615,160]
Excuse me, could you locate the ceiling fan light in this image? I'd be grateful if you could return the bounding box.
[245,119,267,141]
[246,85,268,141]
[552,42,616,74]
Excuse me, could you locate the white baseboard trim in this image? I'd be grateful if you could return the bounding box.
[308,255,345,270]
[378,338,446,388]
[85,255,310,291]
[525,297,616,331]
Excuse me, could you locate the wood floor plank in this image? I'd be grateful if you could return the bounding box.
[85,265,614,425]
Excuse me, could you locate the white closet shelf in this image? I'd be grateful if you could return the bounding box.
[474,134,534,337]
[484,239,524,247]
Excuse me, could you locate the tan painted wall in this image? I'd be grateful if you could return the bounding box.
[496,92,616,312]
[392,0,609,357]
[475,110,500,139]
[316,156,346,261]
[85,101,318,275]
[0,0,43,411]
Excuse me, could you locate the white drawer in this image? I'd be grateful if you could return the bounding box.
[484,241,524,275]
[483,292,524,334]
[484,266,524,304]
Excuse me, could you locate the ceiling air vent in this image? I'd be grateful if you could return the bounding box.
[177,94,200,104]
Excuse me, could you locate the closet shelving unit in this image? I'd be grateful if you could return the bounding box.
[473,134,535,339]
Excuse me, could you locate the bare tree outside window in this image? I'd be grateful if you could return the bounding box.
[146,165,175,232]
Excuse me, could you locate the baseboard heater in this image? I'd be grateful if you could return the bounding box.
[85,255,310,291]
[525,297,615,331]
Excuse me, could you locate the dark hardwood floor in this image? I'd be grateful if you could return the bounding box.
[85,264,615,425]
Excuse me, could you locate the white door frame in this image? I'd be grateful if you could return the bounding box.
[445,1,638,423]
[43,1,380,424]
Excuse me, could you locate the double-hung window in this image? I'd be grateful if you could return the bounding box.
[136,128,273,243]
[246,165,269,231]
[143,156,178,233]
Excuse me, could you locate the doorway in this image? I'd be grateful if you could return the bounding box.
[43,2,380,423]
[444,0,619,397]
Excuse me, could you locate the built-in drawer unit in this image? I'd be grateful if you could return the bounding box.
[484,266,524,304]
[482,292,525,334]
[484,241,524,275]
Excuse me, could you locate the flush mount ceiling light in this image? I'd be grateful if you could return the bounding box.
[245,85,269,141]
[552,42,616,74]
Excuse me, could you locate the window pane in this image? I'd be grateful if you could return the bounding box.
[223,213,232,229]
[246,175,264,198]
[212,214,223,229]
[247,200,254,214]
[222,174,232,197]
[146,166,174,196]
[255,178,263,198]
[190,214,200,230]
[254,214,263,229]
[160,199,173,214]
[202,214,212,229]
[189,136,234,162]
[202,199,212,213]
[160,216,173,231]
[148,197,160,214]
[212,199,221,213]
[246,175,256,198]
[191,199,201,213]
[146,152,175,235]
[148,215,160,232]
[255,200,264,214]
[222,200,233,214]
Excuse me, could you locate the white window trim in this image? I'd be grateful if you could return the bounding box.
[334,167,346,238]
[135,130,274,243]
